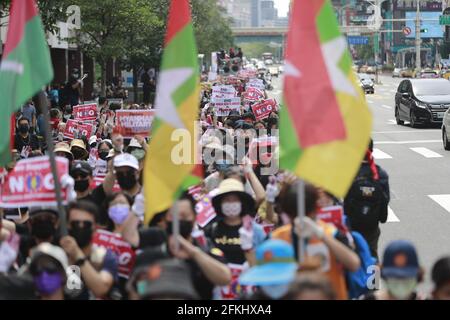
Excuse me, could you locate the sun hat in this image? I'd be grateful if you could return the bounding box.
[212,178,255,216]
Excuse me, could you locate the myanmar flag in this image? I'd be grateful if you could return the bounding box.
[144,0,201,225]
[280,0,372,198]
[0,0,53,165]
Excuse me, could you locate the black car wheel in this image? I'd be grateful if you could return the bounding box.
[443,128,450,151]
[410,111,419,128]
[395,106,404,125]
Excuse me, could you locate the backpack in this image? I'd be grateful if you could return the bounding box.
[344,167,386,233]
[346,231,377,299]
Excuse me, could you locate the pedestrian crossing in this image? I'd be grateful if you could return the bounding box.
[372,146,447,160]
[387,195,450,223]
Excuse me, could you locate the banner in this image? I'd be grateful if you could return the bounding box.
[212,97,241,116]
[72,103,98,121]
[115,110,155,138]
[243,87,264,101]
[92,229,136,278]
[0,156,69,208]
[251,99,278,121]
[64,119,95,139]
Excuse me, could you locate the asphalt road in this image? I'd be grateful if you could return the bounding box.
[269,74,450,292]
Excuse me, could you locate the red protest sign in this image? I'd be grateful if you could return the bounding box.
[64,119,95,139]
[316,205,346,232]
[73,104,98,121]
[115,110,155,138]
[251,99,278,121]
[243,87,264,101]
[0,156,69,208]
[92,229,136,278]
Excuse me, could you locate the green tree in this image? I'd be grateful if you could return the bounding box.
[0,0,70,33]
[238,42,278,60]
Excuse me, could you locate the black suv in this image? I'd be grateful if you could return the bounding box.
[395,79,450,128]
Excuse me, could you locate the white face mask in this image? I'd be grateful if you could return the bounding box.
[385,278,417,300]
[221,202,242,217]
[260,283,290,300]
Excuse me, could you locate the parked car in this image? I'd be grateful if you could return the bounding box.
[392,67,402,78]
[395,79,450,128]
[359,73,375,94]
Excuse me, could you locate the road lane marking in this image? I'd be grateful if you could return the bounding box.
[387,207,400,222]
[390,89,397,93]
[372,148,392,159]
[382,104,392,109]
[388,119,396,124]
[375,139,441,144]
[373,130,440,133]
[409,147,443,158]
[429,195,450,213]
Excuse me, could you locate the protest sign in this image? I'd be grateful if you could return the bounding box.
[92,229,136,278]
[251,99,278,121]
[316,206,346,231]
[63,119,95,139]
[214,263,253,300]
[243,87,264,101]
[211,97,241,116]
[208,72,217,81]
[115,110,155,138]
[0,156,69,208]
[195,189,219,228]
[73,104,98,121]
[212,85,236,100]
[247,79,265,91]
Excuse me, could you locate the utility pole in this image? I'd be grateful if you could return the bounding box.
[415,0,421,73]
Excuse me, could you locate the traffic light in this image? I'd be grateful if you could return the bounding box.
[421,28,428,33]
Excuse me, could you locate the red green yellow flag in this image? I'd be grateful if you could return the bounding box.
[144,0,201,225]
[0,0,53,165]
[280,0,372,198]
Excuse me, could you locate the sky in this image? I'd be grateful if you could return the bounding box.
[273,0,290,17]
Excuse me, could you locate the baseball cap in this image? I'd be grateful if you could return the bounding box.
[128,138,143,149]
[70,160,93,176]
[382,240,420,279]
[88,136,98,146]
[135,259,199,300]
[30,243,69,272]
[239,239,297,286]
[113,153,139,170]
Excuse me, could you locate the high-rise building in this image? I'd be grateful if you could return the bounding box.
[218,0,252,27]
[250,0,279,27]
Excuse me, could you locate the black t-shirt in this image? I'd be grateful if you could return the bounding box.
[136,228,226,300]
[14,134,40,153]
[206,220,245,265]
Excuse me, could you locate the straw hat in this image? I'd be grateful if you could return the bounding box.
[70,139,88,159]
[212,178,255,217]
[54,142,73,160]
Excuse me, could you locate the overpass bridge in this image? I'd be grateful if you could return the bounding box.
[231,26,379,44]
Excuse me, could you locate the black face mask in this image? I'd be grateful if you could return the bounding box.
[116,170,137,190]
[18,124,29,134]
[98,151,109,161]
[31,220,56,240]
[74,179,90,192]
[166,221,194,239]
[69,225,93,248]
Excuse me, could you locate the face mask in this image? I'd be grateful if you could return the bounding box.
[166,221,194,239]
[108,204,130,225]
[116,170,137,190]
[74,179,90,192]
[385,278,417,300]
[260,283,290,300]
[98,150,109,161]
[34,272,63,295]
[72,149,85,160]
[221,202,242,217]
[31,220,56,240]
[18,124,29,134]
[69,225,93,248]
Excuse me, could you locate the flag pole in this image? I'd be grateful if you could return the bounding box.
[297,179,306,264]
[172,199,180,252]
[38,91,67,236]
